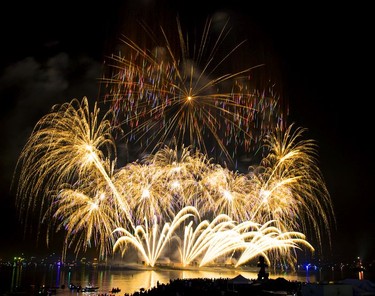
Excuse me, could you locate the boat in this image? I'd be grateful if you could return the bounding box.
[69,283,80,291]
[81,285,99,292]
[69,283,99,292]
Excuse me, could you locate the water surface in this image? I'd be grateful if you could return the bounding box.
[1,264,372,295]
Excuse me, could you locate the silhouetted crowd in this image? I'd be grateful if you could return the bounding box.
[125,277,302,296]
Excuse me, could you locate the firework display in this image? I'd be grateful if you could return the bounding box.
[13,19,334,269]
[102,19,283,165]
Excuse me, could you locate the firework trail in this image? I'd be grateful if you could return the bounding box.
[13,94,332,267]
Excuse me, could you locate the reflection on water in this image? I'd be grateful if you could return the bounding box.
[1,264,373,295]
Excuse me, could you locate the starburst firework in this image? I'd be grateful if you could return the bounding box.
[102,18,283,165]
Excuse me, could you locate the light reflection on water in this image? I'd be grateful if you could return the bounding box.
[1,265,371,295]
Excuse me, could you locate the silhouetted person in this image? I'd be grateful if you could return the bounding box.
[257,255,269,280]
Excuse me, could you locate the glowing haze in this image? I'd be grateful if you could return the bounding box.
[13,18,334,269]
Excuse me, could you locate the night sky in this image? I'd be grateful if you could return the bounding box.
[0,1,373,264]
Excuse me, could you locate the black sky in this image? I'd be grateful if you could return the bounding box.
[0,1,373,264]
